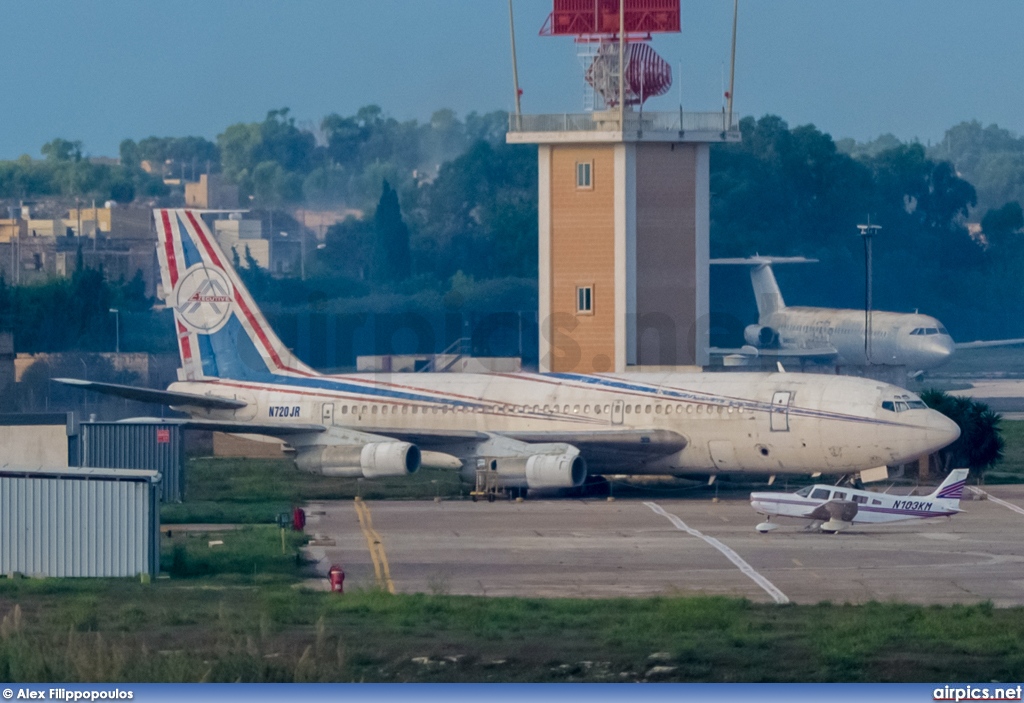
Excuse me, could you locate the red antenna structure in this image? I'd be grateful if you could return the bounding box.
[540,0,680,108]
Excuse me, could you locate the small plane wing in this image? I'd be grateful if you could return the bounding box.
[55,378,247,410]
[807,500,859,523]
[955,338,1024,350]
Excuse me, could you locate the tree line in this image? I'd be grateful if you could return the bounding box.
[3,108,1024,350]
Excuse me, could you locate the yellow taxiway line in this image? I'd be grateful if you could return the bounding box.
[354,498,396,594]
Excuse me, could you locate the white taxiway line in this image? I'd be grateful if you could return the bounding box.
[644,501,790,604]
[980,491,1024,517]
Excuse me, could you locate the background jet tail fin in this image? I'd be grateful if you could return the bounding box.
[155,208,317,382]
[710,256,817,320]
[929,468,970,504]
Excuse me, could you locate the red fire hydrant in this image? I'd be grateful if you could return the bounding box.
[292,507,306,532]
[328,564,345,593]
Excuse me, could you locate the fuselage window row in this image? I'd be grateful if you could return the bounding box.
[320,400,748,421]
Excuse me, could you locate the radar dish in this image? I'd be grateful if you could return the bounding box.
[585,40,672,107]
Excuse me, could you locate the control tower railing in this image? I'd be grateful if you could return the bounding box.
[507,110,741,138]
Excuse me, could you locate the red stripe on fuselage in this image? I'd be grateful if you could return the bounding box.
[160,210,179,287]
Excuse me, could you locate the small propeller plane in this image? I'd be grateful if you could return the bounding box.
[749,469,970,533]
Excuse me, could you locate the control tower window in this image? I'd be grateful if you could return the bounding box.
[576,161,593,189]
[576,285,593,315]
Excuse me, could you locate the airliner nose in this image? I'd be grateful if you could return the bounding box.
[924,410,960,451]
[919,338,954,368]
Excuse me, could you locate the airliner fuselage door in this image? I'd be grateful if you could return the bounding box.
[770,391,791,432]
[612,400,624,425]
[322,403,334,425]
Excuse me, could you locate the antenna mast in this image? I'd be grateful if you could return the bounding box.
[726,0,738,129]
[509,0,523,128]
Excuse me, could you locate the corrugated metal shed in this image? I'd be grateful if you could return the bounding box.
[78,422,185,502]
[0,465,160,578]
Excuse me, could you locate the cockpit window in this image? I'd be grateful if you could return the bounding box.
[795,486,813,497]
[810,488,830,500]
[910,328,921,335]
[938,327,949,335]
[882,394,928,412]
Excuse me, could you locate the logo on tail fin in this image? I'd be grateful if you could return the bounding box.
[174,265,234,333]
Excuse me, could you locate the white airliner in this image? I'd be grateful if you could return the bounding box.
[58,210,959,490]
[750,468,969,533]
[711,257,957,373]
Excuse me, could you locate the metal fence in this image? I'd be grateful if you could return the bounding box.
[508,110,740,136]
[78,422,185,502]
[0,466,160,578]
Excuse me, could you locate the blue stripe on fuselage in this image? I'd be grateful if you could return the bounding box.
[552,372,905,427]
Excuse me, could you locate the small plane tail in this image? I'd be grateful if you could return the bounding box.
[928,468,970,506]
[710,256,816,321]
[155,209,317,382]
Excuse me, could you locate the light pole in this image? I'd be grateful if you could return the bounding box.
[857,221,881,365]
[109,308,120,354]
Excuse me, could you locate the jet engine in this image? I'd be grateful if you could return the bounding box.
[744,324,779,348]
[490,446,587,489]
[295,442,420,478]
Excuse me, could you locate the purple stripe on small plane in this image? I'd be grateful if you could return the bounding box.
[751,496,955,519]
[937,481,966,499]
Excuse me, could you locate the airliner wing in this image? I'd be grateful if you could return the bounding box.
[711,256,818,266]
[709,346,839,360]
[350,427,488,445]
[55,378,248,410]
[345,427,684,457]
[333,427,686,467]
[505,429,687,455]
[955,338,1024,350]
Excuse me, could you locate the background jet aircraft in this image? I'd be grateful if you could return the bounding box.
[59,211,959,490]
[710,257,975,374]
[750,468,969,533]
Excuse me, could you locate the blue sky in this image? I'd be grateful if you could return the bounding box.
[1,0,1021,159]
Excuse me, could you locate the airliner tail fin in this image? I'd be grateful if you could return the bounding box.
[155,208,317,382]
[711,256,817,320]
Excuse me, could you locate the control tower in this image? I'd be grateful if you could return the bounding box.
[507,0,740,373]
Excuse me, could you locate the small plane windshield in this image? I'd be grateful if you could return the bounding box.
[795,486,813,497]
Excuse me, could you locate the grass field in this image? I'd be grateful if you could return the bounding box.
[161,458,464,524]
[4,569,1024,682]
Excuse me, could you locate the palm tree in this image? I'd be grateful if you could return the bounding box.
[920,389,1004,478]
